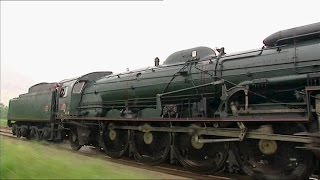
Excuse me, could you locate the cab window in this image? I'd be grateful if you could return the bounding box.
[73,82,85,94]
[60,87,68,98]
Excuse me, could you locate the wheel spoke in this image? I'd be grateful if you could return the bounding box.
[102,123,130,159]
[131,123,171,165]
[173,125,229,174]
[234,124,313,180]
[69,127,82,151]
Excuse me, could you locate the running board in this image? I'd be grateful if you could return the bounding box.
[61,116,309,122]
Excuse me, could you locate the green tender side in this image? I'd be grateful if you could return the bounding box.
[8,83,55,122]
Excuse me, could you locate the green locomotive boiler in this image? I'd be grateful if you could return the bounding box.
[8,22,320,180]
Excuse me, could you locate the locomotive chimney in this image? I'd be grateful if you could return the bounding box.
[154,57,160,66]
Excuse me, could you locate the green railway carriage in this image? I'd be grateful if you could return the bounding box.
[7,22,320,180]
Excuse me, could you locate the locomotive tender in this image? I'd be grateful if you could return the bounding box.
[7,22,320,179]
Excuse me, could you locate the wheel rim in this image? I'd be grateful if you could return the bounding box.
[235,139,313,180]
[234,124,313,180]
[173,131,229,174]
[102,123,130,159]
[131,123,171,165]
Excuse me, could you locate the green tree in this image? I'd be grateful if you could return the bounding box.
[0,103,8,119]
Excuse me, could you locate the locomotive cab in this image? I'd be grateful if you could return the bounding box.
[58,78,78,117]
[57,71,113,118]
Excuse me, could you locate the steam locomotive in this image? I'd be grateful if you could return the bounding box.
[7,22,320,179]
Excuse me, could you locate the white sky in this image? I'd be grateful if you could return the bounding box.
[1,0,320,105]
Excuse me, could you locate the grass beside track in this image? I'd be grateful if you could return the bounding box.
[0,119,7,127]
[0,136,169,179]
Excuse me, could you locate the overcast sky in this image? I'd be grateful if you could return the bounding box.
[1,0,320,105]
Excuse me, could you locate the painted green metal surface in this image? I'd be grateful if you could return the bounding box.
[8,85,55,122]
[78,36,320,118]
[79,47,217,117]
[8,24,320,120]
[58,78,77,117]
[58,72,112,118]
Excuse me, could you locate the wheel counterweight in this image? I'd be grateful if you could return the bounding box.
[173,124,229,174]
[131,123,171,165]
[102,123,130,158]
[235,139,313,180]
[234,124,314,180]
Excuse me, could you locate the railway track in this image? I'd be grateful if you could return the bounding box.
[0,127,250,180]
[82,148,249,180]
[0,127,13,137]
